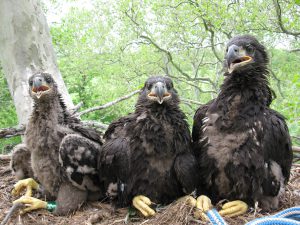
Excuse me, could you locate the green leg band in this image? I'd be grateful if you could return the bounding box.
[47,201,57,212]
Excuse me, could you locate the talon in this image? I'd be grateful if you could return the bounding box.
[178,195,196,207]
[12,178,39,197]
[13,196,47,214]
[219,200,248,217]
[196,195,212,212]
[193,195,212,221]
[132,195,155,217]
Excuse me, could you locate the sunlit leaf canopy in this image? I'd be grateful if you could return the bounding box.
[1,0,299,151]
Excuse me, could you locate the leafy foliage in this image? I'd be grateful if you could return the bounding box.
[0,68,21,153]
[0,0,299,152]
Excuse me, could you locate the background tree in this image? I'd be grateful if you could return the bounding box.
[0,0,73,127]
[0,0,299,152]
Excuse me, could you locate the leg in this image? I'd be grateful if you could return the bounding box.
[10,144,33,180]
[54,182,88,216]
[132,195,155,217]
[12,182,87,215]
[87,190,104,201]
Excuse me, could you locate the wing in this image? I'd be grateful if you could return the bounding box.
[174,152,201,194]
[192,101,213,162]
[192,101,213,143]
[62,112,104,144]
[263,109,293,183]
[99,136,131,206]
[11,144,33,180]
[103,114,135,140]
[68,122,103,144]
[59,134,102,192]
[99,115,134,206]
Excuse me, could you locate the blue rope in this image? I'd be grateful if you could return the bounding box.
[206,209,227,225]
[205,206,300,225]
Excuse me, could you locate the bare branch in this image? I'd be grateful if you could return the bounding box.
[0,154,11,160]
[1,90,142,139]
[289,49,300,53]
[201,18,223,63]
[293,146,300,153]
[75,90,141,117]
[81,121,108,130]
[181,98,203,105]
[168,74,217,94]
[140,35,216,87]
[292,136,300,141]
[273,0,300,37]
[0,125,25,138]
[269,69,283,97]
[70,101,84,115]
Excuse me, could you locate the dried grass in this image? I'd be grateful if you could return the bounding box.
[0,157,299,225]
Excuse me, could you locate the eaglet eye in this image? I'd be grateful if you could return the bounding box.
[166,83,172,90]
[45,77,52,83]
[29,80,33,86]
[246,44,255,54]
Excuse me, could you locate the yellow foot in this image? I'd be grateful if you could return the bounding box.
[12,178,39,197]
[13,196,47,214]
[219,200,248,217]
[132,195,155,217]
[196,195,212,212]
[193,195,212,221]
[178,195,197,207]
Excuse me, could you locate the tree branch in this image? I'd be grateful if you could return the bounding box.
[0,125,25,138]
[75,90,141,117]
[181,98,203,105]
[289,48,300,53]
[201,18,223,63]
[0,90,142,139]
[140,35,216,87]
[293,146,300,153]
[269,69,283,97]
[81,121,108,130]
[273,0,300,37]
[70,101,84,115]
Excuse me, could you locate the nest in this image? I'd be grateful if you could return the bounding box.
[0,157,299,225]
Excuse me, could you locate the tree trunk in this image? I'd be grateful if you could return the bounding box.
[0,0,73,126]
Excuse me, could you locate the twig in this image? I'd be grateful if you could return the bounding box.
[75,90,141,117]
[289,49,300,53]
[272,0,300,37]
[292,146,300,153]
[70,101,84,115]
[81,121,109,130]
[140,35,216,87]
[201,18,223,63]
[0,203,24,225]
[269,69,283,97]
[181,98,203,106]
[0,154,11,160]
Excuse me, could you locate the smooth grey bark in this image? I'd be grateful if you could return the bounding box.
[0,0,73,126]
